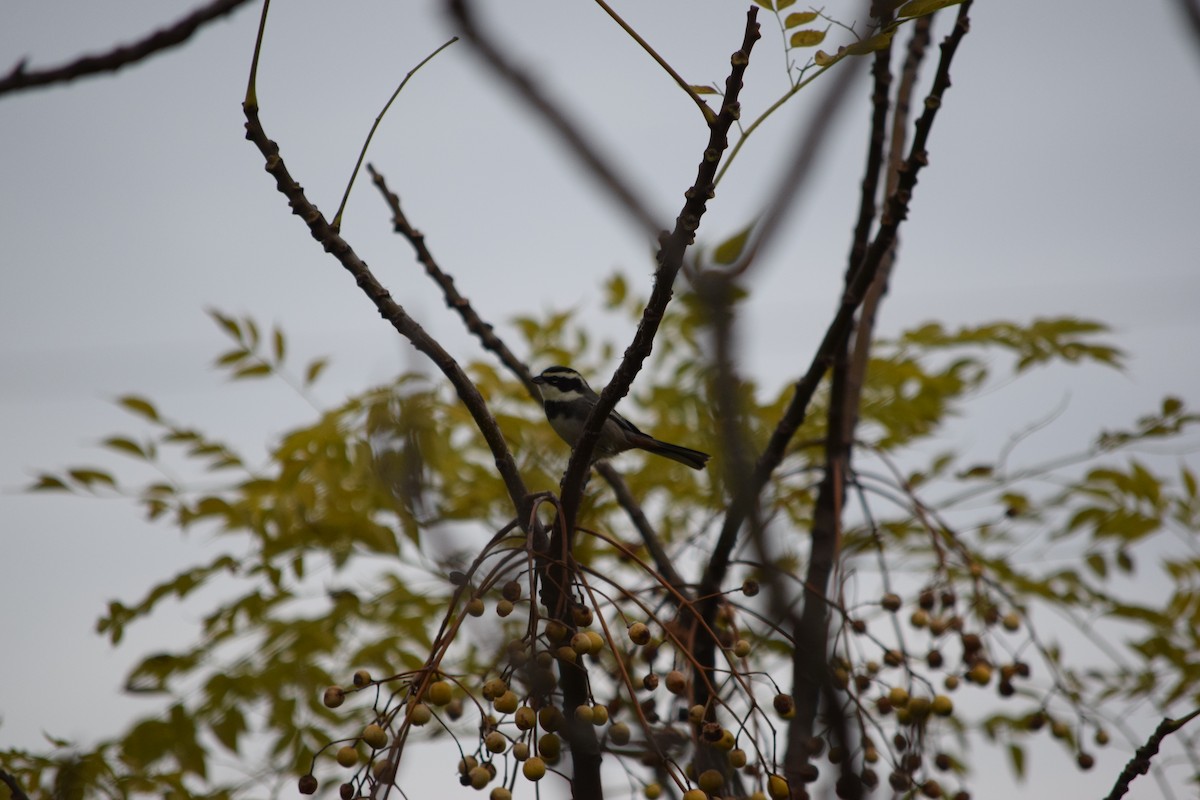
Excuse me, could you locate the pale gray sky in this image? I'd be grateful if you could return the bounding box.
[2,1,1199,798]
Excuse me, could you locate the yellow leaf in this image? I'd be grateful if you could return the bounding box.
[753,0,774,9]
[713,224,754,266]
[814,49,842,67]
[689,84,720,95]
[897,0,965,18]
[789,29,827,48]
[845,30,895,55]
[776,0,797,8]
[784,11,818,27]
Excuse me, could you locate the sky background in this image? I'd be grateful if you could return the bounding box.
[2,0,1199,798]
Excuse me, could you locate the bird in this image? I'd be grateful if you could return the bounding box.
[531,366,710,471]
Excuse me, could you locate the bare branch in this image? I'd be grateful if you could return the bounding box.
[591,0,715,122]
[708,2,974,583]
[559,9,764,536]
[242,105,531,521]
[367,165,539,398]
[1104,708,1200,800]
[0,0,256,98]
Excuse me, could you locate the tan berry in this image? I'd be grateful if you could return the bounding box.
[323,686,346,708]
[514,706,536,730]
[967,664,992,686]
[468,766,490,789]
[698,770,724,793]
[931,695,954,716]
[467,597,486,617]
[512,742,530,761]
[733,639,752,658]
[427,680,453,706]
[408,703,432,726]
[335,746,359,768]
[572,605,594,627]
[585,630,605,653]
[628,622,651,645]
[352,669,372,688]
[881,593,902,612]
[362,723,388,749]
[523,756,547,780]
[490,788,512,800]
[609,721,631,744]
[538,733,562,759]
[494,690,519,714]
[665,670,687,695]
[485,731,508,753]
[496,599,514,617]
[538,706,563,732]
[682,790,708,800]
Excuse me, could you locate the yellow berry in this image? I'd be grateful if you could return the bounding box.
[522,757,546,781]
[427,680,453,706]
[362,724,388,749]
[408,703,432,725]
[335,746,359,768]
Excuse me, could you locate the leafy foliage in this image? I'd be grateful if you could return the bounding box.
[7,296,1200,800]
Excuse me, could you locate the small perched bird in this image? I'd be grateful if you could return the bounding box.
[532,366,710,471]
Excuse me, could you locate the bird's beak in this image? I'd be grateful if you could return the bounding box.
[532,375,545,385]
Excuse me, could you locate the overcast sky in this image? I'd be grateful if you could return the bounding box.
[2,1,1199,798]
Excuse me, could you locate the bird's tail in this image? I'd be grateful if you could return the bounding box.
[634,435,710,471]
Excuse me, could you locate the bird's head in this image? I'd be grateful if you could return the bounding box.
[532,366,592,401]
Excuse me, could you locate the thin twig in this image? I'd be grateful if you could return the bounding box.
[559,9,764,538]
[367,165,538,398]
[241,112,530,522]
[0,0,256,97]
[591,0,715,122]
[333,38,458,230]
[595,463,691,596]
[706,2,974,582]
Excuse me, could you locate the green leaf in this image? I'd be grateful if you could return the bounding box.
[118,395,160,421]
[789,29,827,47]
[103,436,148,459]
[898,0,965,17]
[273,327,286,362]
[713,223,754,265]
[776,0,796,8]
[689,84,719,95]
[305,357,329,386]
[845,30,896,55]
[232,363,272,380]
[68,469,116,489]
[208,309,241,340]
[29,473,69,491]
[605,273,628,308]
[1007,743,1026,780]
[784,11,818,27]
[753,0,775,9]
